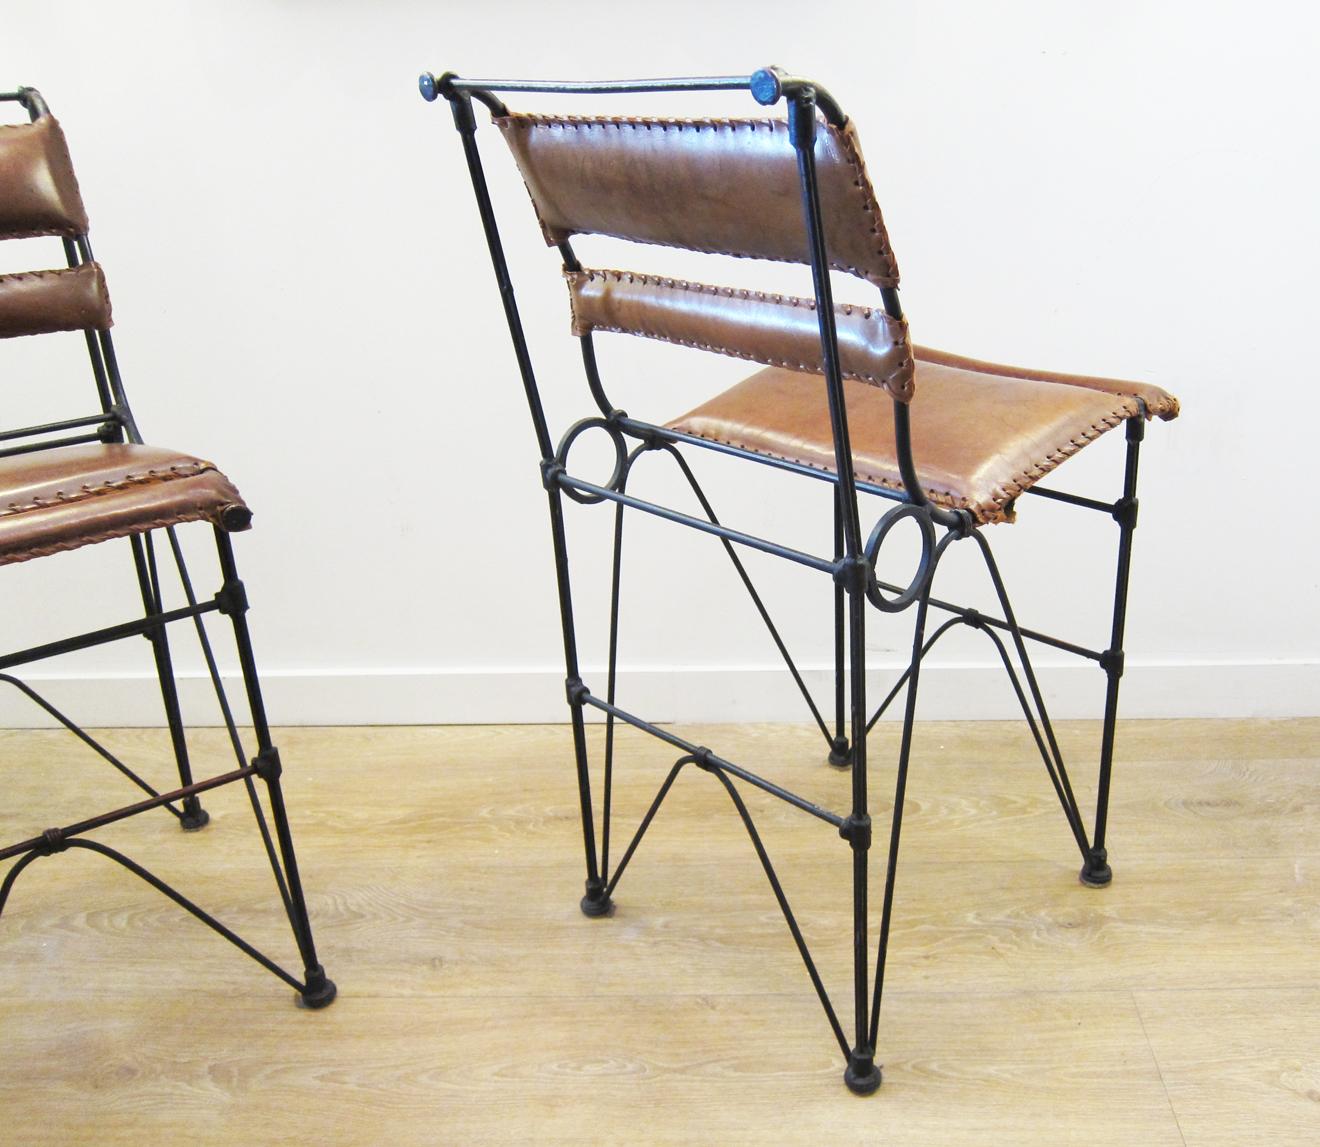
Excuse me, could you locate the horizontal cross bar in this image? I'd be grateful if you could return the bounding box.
[0,411,117,444]
[616,418,964,529]
[0,432,104,459]
[0,599,224,672]
[0,765,257,863]
[580,690,844,828]
[556,471,837,575]
[874,579,1104,662]
[1023,484,1115,514]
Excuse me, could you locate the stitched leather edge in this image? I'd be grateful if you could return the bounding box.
[913,345,1180,422]
[0,506,241,567]
[834,121,900,285]
[0,264,113,330]
[568,268,916,400]
[982,402,1138,518]
[0,226,83,240]
[672,422,971,511]
[496,114,901,287]
[0,116,89,240]
[673,396,1141,525]
[1,460,220,517]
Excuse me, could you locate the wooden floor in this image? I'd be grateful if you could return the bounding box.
[1,718,1317,1145]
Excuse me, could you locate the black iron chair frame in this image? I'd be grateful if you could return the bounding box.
[426,67,1143,1093]
[0,86,334,1008]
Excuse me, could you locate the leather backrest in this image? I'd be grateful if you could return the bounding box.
[0,109,111,338]
[567,269,914,401]
[496,113,900,288]
[0,115,89,238]
[0,264,111,338]
[497,111,912,398]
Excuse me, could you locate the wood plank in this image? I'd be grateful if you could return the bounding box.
[1,718,1315,1142]
[0,993,1181,1146]
[1135,988,1320,1147]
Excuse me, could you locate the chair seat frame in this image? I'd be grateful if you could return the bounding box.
[427,67,1149,1093]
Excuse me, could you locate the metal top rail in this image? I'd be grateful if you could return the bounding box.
[0,87,46,119]
[438,74,753,96]
[418,67,847,126]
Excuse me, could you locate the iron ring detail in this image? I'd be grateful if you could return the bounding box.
[554,417,629,506]
[864,502,937,613]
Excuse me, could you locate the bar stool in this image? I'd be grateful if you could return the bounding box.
[0,86,335,1009]
[423,65,1177,1092]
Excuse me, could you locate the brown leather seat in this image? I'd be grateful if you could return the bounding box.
[670,347,1180,524]
[0,443,248,566]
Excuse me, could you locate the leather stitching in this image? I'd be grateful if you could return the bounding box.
[677,398,1139,525]
[982,405,1137,518]
[0,117,88,240]
[0,225,82,241]
[674,425,971,512]
[834,122,900,283]
[0,264,110,328]
[497,115,901,287]
[914,348,1180,421]
[1,461,219,518]
[0,267,84,284]
[0,508,226,567]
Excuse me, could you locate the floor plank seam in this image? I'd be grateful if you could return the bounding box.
[1132,989,1190,1147]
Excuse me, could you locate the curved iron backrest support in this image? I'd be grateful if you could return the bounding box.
[425,68,953,557]
[0,88,138,449]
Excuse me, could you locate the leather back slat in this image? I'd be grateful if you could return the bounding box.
[0,116,90,238]
[0,263,112,338]
[567,269,914,401]
[498,114,900,288]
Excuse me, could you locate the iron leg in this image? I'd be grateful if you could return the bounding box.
[214,530,336,1007]
[855,585,933,1093]
[1082,414,1143,887]
[829,489,851,768]
[843,582,882,1093]
[1080,674,1120,888]
[543,483,611,918]
[130,534,207,830]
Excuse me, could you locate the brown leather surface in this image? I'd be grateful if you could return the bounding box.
[669,350,1179,524]
[567,268,915,401]
[0,443,250,566]
[0,116,89,239]
[0,263,111,338]
[497,114,900,287]
[914,345,1180,421]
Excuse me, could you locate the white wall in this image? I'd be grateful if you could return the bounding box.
[2,1,1316,726]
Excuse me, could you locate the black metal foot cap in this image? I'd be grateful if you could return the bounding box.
[179,803,210,832]
[580,877,614,918]
[298,968,338,1010]
[579,891,615,918]
[1079,847,1112,887]
[844,1048,882,1095]
[828,736,851,769]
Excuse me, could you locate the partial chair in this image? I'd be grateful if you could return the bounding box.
[423,66,1177,1092]
[0,86,334,1008]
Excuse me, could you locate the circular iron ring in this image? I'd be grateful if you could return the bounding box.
[554,418,629,505]
[864,503,937,613]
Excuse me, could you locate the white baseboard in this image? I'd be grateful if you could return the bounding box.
[0,660,1316,728]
